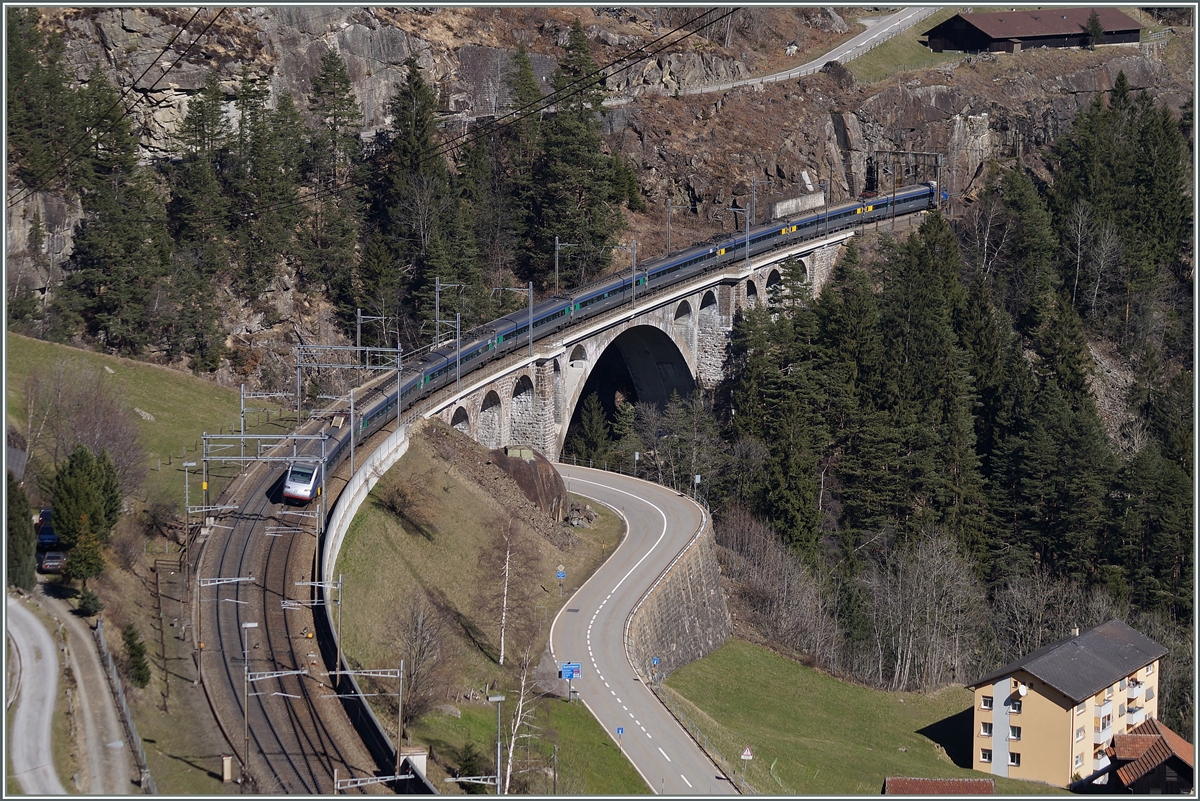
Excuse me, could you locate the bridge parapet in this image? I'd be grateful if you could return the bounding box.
[425,232,854,460]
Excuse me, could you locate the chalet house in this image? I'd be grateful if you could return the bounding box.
[1103,717,1193,793]
[923,8,1142,53]
[966,620,1167,787]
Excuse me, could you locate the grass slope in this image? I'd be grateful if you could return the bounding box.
[5,332,296,506]
[338,425,645,794]
[666,640,1068,795]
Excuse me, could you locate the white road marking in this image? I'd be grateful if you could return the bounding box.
[659,747,671,762]
[681,774,692,788]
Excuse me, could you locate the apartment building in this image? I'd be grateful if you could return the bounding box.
[967,620,1168,787]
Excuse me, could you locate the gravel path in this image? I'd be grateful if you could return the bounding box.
[34,586,136,795]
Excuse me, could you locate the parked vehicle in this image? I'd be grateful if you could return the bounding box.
[39,551,66,574]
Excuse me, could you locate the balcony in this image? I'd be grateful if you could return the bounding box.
[1126,680,1144,702]
[1094,752,1112,774]
[1094,721,1113,745]
[1126,704,1146,726]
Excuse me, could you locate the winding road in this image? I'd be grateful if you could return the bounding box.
[7,595,68,795]
[549,466,736,795]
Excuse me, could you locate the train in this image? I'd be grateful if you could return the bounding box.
[281,182,941,501]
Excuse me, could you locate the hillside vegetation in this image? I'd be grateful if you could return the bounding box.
[336,420,645,794]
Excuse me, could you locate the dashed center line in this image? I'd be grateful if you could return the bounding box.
[680,774,693,788]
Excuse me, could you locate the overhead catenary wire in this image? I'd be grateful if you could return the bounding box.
[7,7,225,209]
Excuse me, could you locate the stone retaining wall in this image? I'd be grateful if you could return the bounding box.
[626,517,731,680]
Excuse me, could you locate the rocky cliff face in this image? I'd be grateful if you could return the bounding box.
[7,8,1192,379]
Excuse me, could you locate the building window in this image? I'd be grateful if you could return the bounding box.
[1009,752,1021,767]
[1106,685,1114,698]
[1075,753,1084,769]
[981,696,993,710]
[1097,713,1113,732]
[1146,663,1154,675]
[980,749,992,764]
[1076,726,1086,742]
[1119,703,1126,716]
[1010,699,1022,714]
[1009,725,1022,741]
[980,721,993,737]
[1076,702,1086,715]
[1120,678,1127,691]
[1146,687,1155,701]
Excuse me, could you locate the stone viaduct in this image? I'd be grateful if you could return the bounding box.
[425,230,854,459]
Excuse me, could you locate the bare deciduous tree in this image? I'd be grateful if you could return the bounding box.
[1064,199,1094,307]
[502,644,542,795]
[392,593,461,729]
[861,529,986,691]
[961,193,1011,277]
[474,515,542,666]
[23,360,145,498]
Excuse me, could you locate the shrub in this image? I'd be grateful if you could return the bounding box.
[77,587,105,616]
[122,623,151,688]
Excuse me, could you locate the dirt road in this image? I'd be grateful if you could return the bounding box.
[7,594,68,795]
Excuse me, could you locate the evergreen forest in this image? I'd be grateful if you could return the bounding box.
[5,10,1193,734]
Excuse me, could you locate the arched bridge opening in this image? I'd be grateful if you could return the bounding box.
[562,325,695,457]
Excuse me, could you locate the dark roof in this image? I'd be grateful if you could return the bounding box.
[883,777,995,795]
[967,620,1168,703]
[925,7,1141,40]
[1110,718,1194,785]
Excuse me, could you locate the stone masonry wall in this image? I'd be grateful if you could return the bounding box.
[627,522,731,680]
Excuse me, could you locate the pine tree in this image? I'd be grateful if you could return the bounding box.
[64,515,105,589]
[309,49,362,187]
[528,19,624,288]
[1084,9,1104,49]
[565,392,612,464]
[95,449,122,535]
[176,70,230,158]
[7,471,36,591]
[51,445,108,547]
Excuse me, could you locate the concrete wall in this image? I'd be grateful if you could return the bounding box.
[625,514,731,681]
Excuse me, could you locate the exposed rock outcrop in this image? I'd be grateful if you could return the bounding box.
[488,446,568,523]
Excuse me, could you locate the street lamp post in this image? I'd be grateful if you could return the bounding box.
[241,621,258,782]
[488,694,505,795]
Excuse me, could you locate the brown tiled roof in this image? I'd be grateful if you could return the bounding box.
[958,7,1141,39]
[1110,718,1195,786]
[883,777,995,795]
[1109,734,1160,761]
[1133,718,1195,768]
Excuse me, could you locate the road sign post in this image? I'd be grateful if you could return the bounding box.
[559,662,580,703]
[741,746,753,792]
[556,564,565,596]
[616,726,624,751]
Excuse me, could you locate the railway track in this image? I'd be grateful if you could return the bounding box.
[197,378,398,793]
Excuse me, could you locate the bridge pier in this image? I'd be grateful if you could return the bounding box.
[428,237,849,461]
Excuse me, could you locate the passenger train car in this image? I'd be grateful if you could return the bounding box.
[286,183,940,498]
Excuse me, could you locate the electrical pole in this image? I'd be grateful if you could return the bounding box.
[554,236,580,296]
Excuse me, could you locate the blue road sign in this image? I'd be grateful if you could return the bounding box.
[616,726,624,736]
[652,656,659,666]
[556,570,566,579]
[559,662,581,680]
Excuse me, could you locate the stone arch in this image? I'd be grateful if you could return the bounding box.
[699,290,717,311]
[478,391,502,449]
[765,269,784,303]
[509,374,537,447]
[745,279,759,308]
[451,406,470,434]
[569,344,588,368]
[674,299,692,321]
[561,324,696,457]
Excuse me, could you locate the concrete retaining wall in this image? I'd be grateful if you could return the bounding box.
[625,508,731,681]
